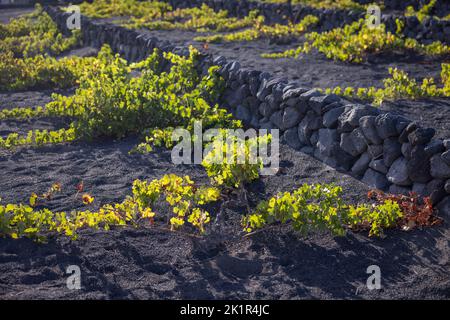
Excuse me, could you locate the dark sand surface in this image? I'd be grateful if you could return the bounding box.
[0,8,34,24]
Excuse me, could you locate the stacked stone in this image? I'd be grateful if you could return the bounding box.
[214,55,450,207]
[44,6,450,210]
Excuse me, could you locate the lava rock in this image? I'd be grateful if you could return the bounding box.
[316,128,339,157]
[280,106,303,130]
[412,182,427,196]
[282,87,309,101]
[389,184,411,196]
[351,152,371,176]
[323,106,346,128]
[340,128,368,157]
[401,143,412,159]
[383,138,402,167]
[399,121,418,143]
[269,110,283,129]
[441,150,450,166]
[299,88,322,101]
[310,131,319,146]
[408,128,435,146]
[367,144,383,158]
[256,78,272,101]
[283,127,302,149]
[308,94,341,114]
[430,154,450,179]
[427,179,447,205]
[265,94,280,111]
[405,145,432,183]
[369,159,389,174]
[298,111,322,145]
[258,102,272,118]
[362,169,390,190]
[375,114,399,139]
[444,139,450,149]
[359,116,382,145]
[284,97,300,108]
[424,139,445,157]
[387,157,411,186]
[235,105,251,123]
[301,146,314,155]
[272,82,286,102]
[445,180,450,194]
[338,105,379,132]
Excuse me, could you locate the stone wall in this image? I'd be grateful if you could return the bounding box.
[45,6,450,212]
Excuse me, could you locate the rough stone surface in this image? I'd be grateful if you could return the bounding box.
[437,196,450,221]
[359,116,382,145]
[444,139,450,149]
[375,114,399,140]
[408,128,435,146]
[323,106,346,129]
[351,152,371,176]
[235,105,251,123]
[259,101,277,118]
[412,183,427,196]
[387,157,411,186]
[340,128,367,157]
[299,89,322,101]
[406,145,432,183]
[282,87,309,101]
[427,179,447,205]
[310,131,319,146]
[401,143,412,159]
[256,78,271,101]
[367,145,383,158]
[300,146,314,155]
[430,154,450,179]
[269,110,283,129]
[298,111,322,145]
[424,139,445,157]
[399,121,418,143]
[369,159,389,174]
[338,105,379,132]
[383,138,402,167]
[442,150,450,166]
[362,169,390,190]
[316,129,339,157]
[389,184,411,196]
[280,106,302,130]
[283,127,302,149]
[308,94,341,114]
[445,180,450,194]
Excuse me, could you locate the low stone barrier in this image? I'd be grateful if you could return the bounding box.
[45,6,450,213]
